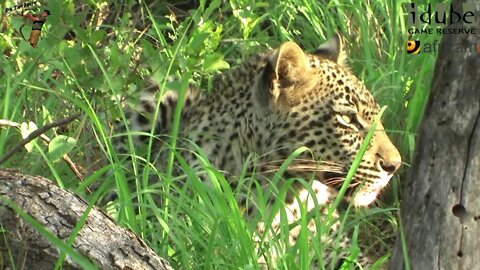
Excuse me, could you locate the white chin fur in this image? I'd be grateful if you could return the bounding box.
[353,191,378,207]
[352,174,392,207]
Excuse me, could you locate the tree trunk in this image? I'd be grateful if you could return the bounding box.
[389,2,480,269]
[0,169,173,270]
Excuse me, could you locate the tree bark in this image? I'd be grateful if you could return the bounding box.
[390,2,480,269]
[0,169,173,270]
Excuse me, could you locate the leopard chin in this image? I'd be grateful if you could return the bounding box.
[320,171,392,207]
[352,174,392,207]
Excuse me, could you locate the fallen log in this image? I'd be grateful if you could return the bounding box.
[0,169,173,270]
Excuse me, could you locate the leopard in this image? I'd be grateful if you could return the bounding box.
[116,34,402,269]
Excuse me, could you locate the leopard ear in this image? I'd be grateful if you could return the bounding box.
[270,41,308,82]
[313,34,346,65]
[265,41,308,103]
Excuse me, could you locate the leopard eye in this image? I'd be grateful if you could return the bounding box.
[340,114,351,124]
[337,113,356,127]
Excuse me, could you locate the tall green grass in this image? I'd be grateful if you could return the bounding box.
[0,0,446,269]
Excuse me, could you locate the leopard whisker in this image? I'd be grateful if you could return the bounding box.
[256,158,346,168]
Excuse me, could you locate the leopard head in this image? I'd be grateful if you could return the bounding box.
[254,35,401,207]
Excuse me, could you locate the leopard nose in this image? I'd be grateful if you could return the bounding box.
[378,158,401,174]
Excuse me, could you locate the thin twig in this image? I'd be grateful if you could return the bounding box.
[0,119,51,142]
[0,114,90,193]
[37,134,91,194]
[0,113,81,165]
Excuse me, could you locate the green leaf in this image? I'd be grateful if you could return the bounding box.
[203,53,230,72]
[204,0,222,19]
[109,44,120,69]
[188,32,210,55]
[20,122,38,152]
[90,30,106,44]
[48,135,77,162]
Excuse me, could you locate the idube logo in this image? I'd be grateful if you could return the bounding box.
[405,2,477,35]
[405,2,479,55]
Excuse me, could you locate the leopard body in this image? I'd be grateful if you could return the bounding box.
[119,35,401,268]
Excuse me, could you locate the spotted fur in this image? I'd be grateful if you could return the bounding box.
[119,34,401,268]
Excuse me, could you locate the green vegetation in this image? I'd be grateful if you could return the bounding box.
[0,0,446,269]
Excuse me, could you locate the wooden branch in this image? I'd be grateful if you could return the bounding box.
[389,2,480,269]
[0,169,173,270]
[0,113,81,165]
[0,117,88,192]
